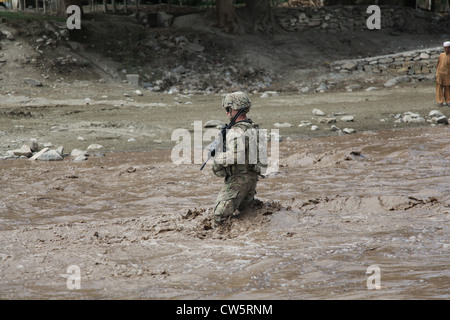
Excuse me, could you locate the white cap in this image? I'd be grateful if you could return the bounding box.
[444,41,450,47]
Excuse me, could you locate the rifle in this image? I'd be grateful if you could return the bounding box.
[200,108,245,170]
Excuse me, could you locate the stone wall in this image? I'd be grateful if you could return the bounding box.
[272,5,447,78]
[330,47,442,77]
[274,5,414,32]
[273,4,450,34]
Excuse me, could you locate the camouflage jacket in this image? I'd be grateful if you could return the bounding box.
[212,120,268,176]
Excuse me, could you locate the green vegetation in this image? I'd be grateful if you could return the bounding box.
[0,11,65,23]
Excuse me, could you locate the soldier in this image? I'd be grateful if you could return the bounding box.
[211,92,267,225]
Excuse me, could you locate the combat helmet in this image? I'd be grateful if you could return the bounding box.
[222,92,251,113]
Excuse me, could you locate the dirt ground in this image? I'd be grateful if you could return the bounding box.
[0,7,449,300]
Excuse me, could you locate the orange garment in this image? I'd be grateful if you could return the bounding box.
[436,52,450,86]
[436,82,450,104]
[436,52,450,103]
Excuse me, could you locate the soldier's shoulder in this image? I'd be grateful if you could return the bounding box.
[235,119,259,129]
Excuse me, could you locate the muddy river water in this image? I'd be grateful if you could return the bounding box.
[0,85,449,299]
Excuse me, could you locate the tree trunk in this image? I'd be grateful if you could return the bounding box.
[215,0,239,33]
[245,0,278,33]
[433,0,450,12]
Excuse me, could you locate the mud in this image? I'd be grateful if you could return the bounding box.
[0,84,449,299]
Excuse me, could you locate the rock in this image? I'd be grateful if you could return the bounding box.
[29,138,39,152]
[343,128,356,134]
[24,78,42,87]
[90,152,105,157]
[157,11,174,27]
[70,149,88,157]
[435,115,449,124]
[315,83,327,92]
[331,125,341,131]
[404,111,421,118]
[412,117,426,123]
[274,122,293,128]
[342,61,358,71]
[384,75,410,88]
[260,91,278,98]
[126,74,142,87]
[87,144,104,151]
[184,42,204,52]
[402,115,412,123]
[298,121,312,127]
[29,147,49,161]
[311,125,320,131]
[429,110,445,118]
[72,155,87,162]
[312,108,326,116]
[345,84,361,91]
[36,149,63,161]
[341,115,355,122]
[168,87,179,94]
[175,65,188,75]
[204,120,225,128]
[11,145,32,157]
[135,90,143,96]
[55,146,64,156]
[318,118,336,124]
[300,87,310,94]
[1,30,15,40]
[403,112,425,123]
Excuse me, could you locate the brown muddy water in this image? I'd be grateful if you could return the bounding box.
[0,86,449,299]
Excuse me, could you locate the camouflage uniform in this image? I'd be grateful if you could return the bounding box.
[211,92,267,223]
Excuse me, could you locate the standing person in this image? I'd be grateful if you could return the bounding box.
[436,41,450,107]
[211,92,267,225]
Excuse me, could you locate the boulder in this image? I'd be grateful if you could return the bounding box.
[24,78,42,87]
[274,122,293,128]
[341,115,355,122]
[343,128,356,134]
[126,74,142,87]
[435,116,449,124]
[11,145,32,157]
[36,149,63,161]
[312,108,326,116]
[87,144,104,151]
[70,149,88,157]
